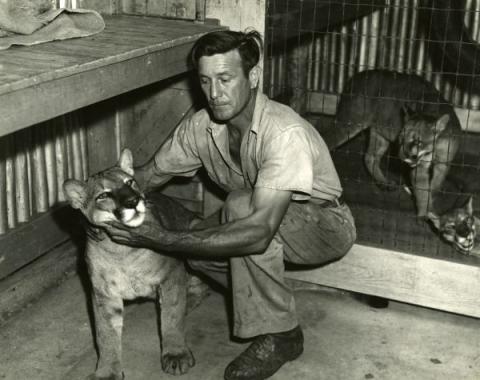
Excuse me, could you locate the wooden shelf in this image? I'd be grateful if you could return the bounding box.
[0,15,224,137]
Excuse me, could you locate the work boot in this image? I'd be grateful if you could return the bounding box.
[224,325,304,380]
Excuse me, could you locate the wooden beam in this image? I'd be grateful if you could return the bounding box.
[0,241,78,325]
[266,0,386,46]
[0,206,81,280]
[286,244,480,318]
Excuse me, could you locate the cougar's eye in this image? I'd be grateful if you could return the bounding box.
[124,178,134,187]
[96,192,111,201]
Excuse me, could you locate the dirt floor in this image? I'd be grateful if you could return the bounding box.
[0,272,478,380]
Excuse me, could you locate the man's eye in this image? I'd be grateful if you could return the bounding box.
[220,77,231,83]
[96,192,110,201]
[125,179,134,187]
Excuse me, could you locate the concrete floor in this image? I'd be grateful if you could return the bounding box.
[0,273,479,380]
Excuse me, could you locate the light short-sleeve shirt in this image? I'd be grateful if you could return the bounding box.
[152,92,342,201]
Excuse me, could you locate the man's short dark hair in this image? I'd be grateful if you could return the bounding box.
[190,30,263,76]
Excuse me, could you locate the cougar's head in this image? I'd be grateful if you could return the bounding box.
[63,149,146,228]
[428,197,478,255]
[398,107,450,168]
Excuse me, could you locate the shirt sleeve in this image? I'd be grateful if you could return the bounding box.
[255,127,314,196]
[152,117,203,178]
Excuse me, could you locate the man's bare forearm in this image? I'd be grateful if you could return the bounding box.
[149,218,271,258]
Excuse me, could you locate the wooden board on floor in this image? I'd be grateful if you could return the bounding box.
[0,206,82,280]
[286,243,480,319]
[0,241,79,325]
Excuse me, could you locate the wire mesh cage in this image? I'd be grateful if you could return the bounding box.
[264,0,480,263]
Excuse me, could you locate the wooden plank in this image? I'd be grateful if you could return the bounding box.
[83,99,119,175]
[118,76,197,164]
[0,16,224,94]
[0,241,78,325]
[286,244,480,318]
[78,0,119,14]
[0,43,193,139]
[0,16,225,137]
[0,206,81,280]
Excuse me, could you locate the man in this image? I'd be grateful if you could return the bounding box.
[103,30,356,380]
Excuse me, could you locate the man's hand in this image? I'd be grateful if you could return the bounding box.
[101,216,169,251]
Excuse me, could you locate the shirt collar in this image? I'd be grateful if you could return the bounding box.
[206,91,268,135]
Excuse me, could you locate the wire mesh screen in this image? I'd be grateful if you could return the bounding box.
[264,0,480,263]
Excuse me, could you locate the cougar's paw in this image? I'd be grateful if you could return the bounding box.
[161,349,195,375]
[415,214,429,226]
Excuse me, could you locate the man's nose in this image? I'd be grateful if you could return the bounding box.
[210,82,220,99]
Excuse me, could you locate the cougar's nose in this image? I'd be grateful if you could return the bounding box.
[118,185,141,208]
[123,195,140,209]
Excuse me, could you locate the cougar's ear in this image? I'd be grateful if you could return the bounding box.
[433,114,450,136]
[427,211,441,230]
[63,179,88,210]
[465,196,474,215]
[118,148,134,176]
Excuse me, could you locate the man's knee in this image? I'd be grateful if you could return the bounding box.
[222,189,254,222]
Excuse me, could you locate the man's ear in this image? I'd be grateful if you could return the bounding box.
[249,65,261,89]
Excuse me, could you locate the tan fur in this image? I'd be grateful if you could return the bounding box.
[428,197,480,257]
[323,70,461,217]
[63,149,196,380]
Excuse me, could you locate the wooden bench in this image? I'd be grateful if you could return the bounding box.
[0,15,223,138]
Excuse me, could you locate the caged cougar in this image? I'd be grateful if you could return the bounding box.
[427,162,480,256]
[63,148,200,380]
[322,69,461,217]
[428,195,480,257]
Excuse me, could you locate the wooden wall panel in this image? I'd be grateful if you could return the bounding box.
[118,0,197,20]
[77,0,119,14]
[118,75,199,165]
[205,0,265,32]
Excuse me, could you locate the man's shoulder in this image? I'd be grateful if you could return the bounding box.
[261,97,311,134]
[187,108,211,128]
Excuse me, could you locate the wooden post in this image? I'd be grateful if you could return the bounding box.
[0,137,8,234]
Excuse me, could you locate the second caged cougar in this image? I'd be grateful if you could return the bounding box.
[63,148,200,380]
[323,69,461,217]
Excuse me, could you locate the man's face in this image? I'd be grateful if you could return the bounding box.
[198,49,257,122]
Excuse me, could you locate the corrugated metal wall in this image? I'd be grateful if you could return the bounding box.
[0,113,88,235]
[265,0,480,110]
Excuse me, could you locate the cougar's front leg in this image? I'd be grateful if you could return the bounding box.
[88,291,125,380]
[158,266,195,375]
[411,162,431,218]
[364,130,395,190]
[430,161,449,193]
